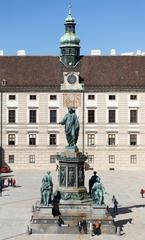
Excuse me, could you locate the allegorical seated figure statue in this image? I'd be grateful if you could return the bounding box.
[40,171,53,206]
[91,178,105,205]
[59,108,80,147]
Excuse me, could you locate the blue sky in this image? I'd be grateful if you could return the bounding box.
[0,0,145,55]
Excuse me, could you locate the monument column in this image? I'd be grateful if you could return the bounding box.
[57,108,88,202]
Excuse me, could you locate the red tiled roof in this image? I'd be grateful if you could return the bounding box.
[0,55,145,88]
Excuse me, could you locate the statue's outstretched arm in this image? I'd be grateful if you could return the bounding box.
[59,115,67,125]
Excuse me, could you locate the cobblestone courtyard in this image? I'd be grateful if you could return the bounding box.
[0,169,145,240]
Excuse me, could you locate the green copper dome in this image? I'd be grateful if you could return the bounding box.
[59,6,80,67]
[60,32,80,46]
[65,14,75,23]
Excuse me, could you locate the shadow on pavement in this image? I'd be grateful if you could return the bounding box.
[110,204,145,217]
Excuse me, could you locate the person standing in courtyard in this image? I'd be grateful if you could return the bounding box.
[112,195,118,214]
[78,219,83,233]
[89,171,100,195]
[12,178,16,187]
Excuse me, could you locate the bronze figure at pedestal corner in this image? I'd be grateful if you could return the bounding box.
[40,171,53,206]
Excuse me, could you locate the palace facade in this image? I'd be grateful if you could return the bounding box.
[1,10,145,170]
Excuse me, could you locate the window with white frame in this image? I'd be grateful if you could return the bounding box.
[50,155,56,163]
[130,95,137,100]
[49,134,57,145]
[8,109,16,123]
[9,155,14,163]
[50,109,57,123]
[88,95,95,100]
[29,134,36,145]
[130,155,137,164]
[88,109,95,123]
[87,133,95,146]
[130,133,137,146]
[8,134,15,145]
[50,95,57,100]
[29,95,37,100]
[29,110,37,123]
[108,109,116,123]
[109,95,116,100]
[29,155,35,163]
[87,155,94,164]
[108,133,116,146]
[130,109,138,123]
[9,95,16,100]
[109,155,115,164]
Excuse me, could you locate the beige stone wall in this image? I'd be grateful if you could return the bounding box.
[1,91,145,170]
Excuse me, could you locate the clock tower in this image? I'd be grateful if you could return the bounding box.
[59,6,80,67]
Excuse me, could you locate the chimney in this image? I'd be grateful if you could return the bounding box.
[17,50,26,56]
[110,49,116,56]
[0,50,4,56]
[91,49,101,56]
[136,50,141,55]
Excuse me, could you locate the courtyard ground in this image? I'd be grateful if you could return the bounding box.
[0,169,145,240]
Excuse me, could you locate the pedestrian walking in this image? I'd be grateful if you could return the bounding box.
[114,199,118,213]
[112,195,115,203]
[140,188,144,198]
[112,195,118,214]
[56,164,59,171]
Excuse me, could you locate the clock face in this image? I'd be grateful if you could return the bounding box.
[67,74,77,84]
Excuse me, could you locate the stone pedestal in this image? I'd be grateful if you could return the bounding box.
[31,201,115,234]
[30,146,115,235]
[57,146,88,202]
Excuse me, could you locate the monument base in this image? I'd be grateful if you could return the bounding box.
[30,201,116,234]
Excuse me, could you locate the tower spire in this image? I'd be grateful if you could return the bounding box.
[68,0,72,15]
[59,3,80,67]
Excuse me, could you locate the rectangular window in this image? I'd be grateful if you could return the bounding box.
[8,110,15,123]
[8,134,15,145]
[88,110,95,123]
[108,134,115,146]
[30,95,37,100]
[87,155,94,164]
[29,155,35,163]
[9,155,14,163]
[9,95,16,100]
[109,95,116,100]
[88,95,95,100]
[130,155,137,164]
[50,155,56,163]
[108,109,116,123]
[29,110,36,123]
[130,110,137,123]
[50,110,57,123]
[87,134,95,146]
[130,134,137,146]
[50,95,57,100]
[109,155,115,163]
[29,134,36,145]
[130,95,137,100]
[49,134,56,145]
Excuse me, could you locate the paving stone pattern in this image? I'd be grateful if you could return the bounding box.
[0,169,145,240]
